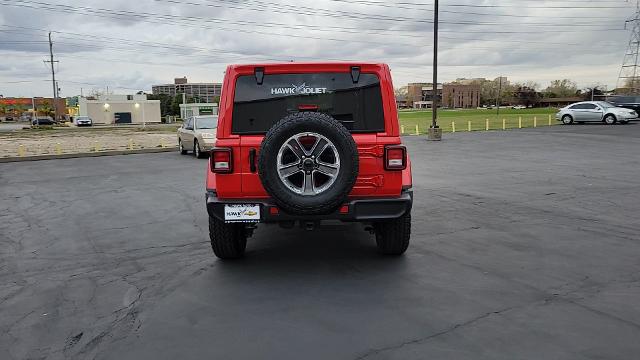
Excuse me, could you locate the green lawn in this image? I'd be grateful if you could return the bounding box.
[398,108,558,134]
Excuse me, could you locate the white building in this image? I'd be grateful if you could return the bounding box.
[78,94,161,125]
[179,103,218,119]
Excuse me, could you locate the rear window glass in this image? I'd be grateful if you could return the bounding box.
[232,73,385,134]
[610,96,639,103]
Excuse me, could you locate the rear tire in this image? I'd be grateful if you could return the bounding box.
[209,216,247,259]
[374,213,411,255]
[561,115,573,125]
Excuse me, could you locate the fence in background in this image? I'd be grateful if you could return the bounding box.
[401,114,556,136]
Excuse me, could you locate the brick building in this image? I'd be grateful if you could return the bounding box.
[441,84,481,109]
[406,82,479,109]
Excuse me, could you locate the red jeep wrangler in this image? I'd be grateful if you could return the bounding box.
[206,62,413,258]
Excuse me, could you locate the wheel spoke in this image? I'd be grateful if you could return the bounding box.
[286,138,305,159]
[310,138,329,157]
[316,161,338,177]
[278,162,301,178]
[302,172,315,195]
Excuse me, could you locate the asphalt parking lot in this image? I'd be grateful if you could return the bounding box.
[2,124,640,359]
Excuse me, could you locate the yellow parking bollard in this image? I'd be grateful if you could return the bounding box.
[468,120,472,132]
[128,138,134,150]
[160,139,166,148]
[502,118,506,130]
[534,116,537,128]
[400,125,405,134]
[18,144,25,157]
[518,116,522,129]
[451,121,456,133]
[55,142,62,155]
[485,119,489,131]
[548,114,552,126]
[94,141,101,152]
[415,124,420,135]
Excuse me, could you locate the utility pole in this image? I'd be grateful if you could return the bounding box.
[496,76,502,118]
[427,0,442,141]
[44,32,59,121]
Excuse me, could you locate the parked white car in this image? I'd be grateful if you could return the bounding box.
[75,116,93,127]
[556,101,637,125]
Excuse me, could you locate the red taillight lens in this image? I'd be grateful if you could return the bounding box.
[384,145,406,170]
[211,148,232,173]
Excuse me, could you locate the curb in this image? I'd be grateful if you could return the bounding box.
[0,147,178,163]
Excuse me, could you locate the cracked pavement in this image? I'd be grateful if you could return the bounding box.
[1,124,640,359]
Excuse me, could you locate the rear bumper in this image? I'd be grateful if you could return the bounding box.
[206,190,413,223]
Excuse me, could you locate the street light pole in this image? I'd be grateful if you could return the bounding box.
[427,0,442,140]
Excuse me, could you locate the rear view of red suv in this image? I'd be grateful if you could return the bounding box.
[206,63,413,258]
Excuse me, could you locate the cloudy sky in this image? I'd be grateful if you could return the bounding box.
[0,0,633,97]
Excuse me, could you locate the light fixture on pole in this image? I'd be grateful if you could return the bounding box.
[427,0,442,141]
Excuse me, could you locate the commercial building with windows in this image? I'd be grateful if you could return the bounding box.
[406,82,480,109]
[442,84,481,109]
[407,83,442,109]
[0,97,66,119]
[152,77,222,103]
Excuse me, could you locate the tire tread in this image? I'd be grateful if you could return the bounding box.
[209,216,247,259]
[374,213,411,255]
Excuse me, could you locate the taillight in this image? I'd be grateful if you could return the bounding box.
[211,148,233,173]
[384,145,406,170]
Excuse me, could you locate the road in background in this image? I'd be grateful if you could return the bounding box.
[1,124,640,359]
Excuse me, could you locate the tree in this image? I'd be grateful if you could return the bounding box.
[394,86,408,97]
[171,93,183,116]
[544,79,578,98]
[38,101,53,117]
[511,83,540,107]
[147,94,172,117]
[582,85,605,101]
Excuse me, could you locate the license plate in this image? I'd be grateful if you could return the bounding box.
[224,204,260,223]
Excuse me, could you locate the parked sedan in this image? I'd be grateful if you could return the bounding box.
[556,101,637,125]
[32,117,55,126]
[74,116,93,127]
[177,115,218,158]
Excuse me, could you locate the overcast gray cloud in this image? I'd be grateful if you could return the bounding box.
[0,0,633,97]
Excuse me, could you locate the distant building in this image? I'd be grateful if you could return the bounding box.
[455,78,486,85]
[79,94,161,124]
[442,84,481,109]
[407,83,443,109]
[395,95,408,109]
[538,97,583,108]
[152,77,222,103]
[494,76,509,86]
[0,97,66,119]
[406,82,479,109]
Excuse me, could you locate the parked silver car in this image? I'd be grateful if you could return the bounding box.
[556,101,637,125]
[177,115,218,158]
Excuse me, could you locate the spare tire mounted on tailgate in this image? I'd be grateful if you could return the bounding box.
[258,112,359,215]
